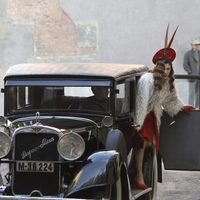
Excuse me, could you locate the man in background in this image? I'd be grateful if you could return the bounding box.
[78,86,110,112]
[183,39,200,107]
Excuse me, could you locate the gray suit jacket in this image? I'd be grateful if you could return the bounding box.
[183,49,200,75]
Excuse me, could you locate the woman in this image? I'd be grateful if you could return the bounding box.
[133,25,194,189]
[133,60,194,189]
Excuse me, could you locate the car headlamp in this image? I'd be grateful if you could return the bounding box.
[0,132,11,159]
[57,131,85,161]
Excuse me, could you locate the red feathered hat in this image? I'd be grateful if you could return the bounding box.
[152,24,179,64]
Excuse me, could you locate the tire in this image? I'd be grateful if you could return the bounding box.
[151,150,158,200]
[143,146,158,200]
[105,129,127,165]
[92,171,122,200]
[110,166,130,200]
[110,175,122,200]
[106,130,130,200]
[0,174,3,185]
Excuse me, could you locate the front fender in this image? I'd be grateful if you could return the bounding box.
[66,150,120,197]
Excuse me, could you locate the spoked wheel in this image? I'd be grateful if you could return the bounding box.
[143,146,158,200]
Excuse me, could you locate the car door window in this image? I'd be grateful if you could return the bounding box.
[175,78,200,108]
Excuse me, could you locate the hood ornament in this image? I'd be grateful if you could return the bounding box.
[33,112,42,133]
[35,112,41,124]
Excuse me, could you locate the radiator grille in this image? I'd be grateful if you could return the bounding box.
[13,132,60,195]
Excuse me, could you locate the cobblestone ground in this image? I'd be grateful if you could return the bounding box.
[157,169,200,200]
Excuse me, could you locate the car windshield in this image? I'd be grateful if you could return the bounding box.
[5,81,111,115]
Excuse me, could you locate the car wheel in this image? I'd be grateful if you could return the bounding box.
[151,151,158,200]
[0,174,3,185]
[110,175,122,200]
[91,174,122,200]
[143,146,158,200]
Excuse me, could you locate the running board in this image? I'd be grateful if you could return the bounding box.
[132,187,152,199]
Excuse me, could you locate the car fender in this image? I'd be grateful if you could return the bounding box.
[66,150,120,196]
[106,129,127,165]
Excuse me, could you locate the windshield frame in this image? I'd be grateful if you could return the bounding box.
[4,77,114,117]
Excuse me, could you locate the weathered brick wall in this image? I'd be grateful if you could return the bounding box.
[0,0,98,114]
[1,0,200,71]
[0,0,97,73]
[5,0,96,61]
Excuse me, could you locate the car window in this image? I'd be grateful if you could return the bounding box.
[175,78,200,108]
[6,85,111,115]
[116,83,129,114]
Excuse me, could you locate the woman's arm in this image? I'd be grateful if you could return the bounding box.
[134,74,153,130]
[162,89,184,117]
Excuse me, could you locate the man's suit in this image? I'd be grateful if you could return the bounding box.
[184,49,200,75]
[183,49,200,106]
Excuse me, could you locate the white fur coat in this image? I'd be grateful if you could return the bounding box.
[135,72,184,131]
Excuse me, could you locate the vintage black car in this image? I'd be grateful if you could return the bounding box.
[0,63,158,200]
[1,63,199,200]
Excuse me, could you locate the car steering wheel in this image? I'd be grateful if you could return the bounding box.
[78,100,107,111]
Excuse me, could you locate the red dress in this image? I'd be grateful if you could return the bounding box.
[140,111,159,153]
[132,111,159,154]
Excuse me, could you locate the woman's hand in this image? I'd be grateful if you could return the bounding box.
[182,105,194,114]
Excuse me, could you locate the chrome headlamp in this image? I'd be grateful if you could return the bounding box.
[57,131,85,161]
[0,132,11,159]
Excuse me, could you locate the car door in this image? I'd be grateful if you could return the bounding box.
[160,75,200,171]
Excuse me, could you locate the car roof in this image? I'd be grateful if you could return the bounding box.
[5,63,148,81]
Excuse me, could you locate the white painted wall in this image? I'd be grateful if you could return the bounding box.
[60,0,200,72]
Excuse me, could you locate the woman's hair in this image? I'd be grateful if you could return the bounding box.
[152,59,175,92]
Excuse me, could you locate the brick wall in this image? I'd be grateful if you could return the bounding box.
[0,0,97,71]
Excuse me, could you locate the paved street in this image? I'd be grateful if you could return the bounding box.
[157,169,200,200]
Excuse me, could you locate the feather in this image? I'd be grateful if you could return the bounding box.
[164,24,169,48]
[167,26,179,48]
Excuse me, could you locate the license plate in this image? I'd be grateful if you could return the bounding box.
[16,161,54,173]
